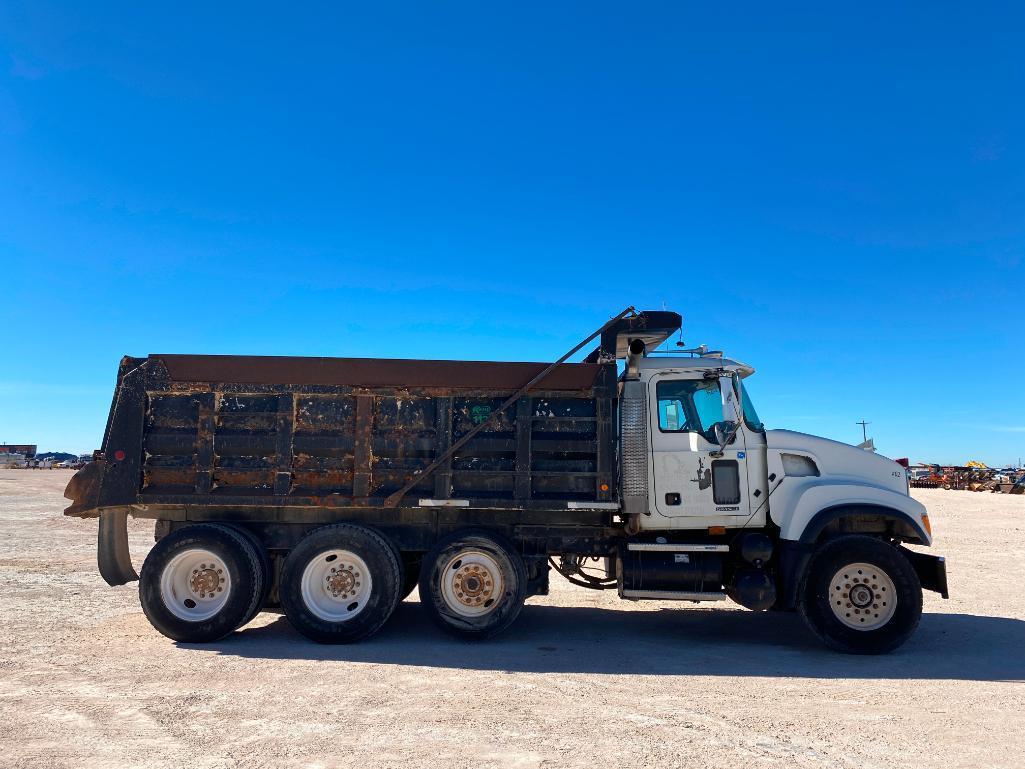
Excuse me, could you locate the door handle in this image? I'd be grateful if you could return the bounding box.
[665,492,681,505]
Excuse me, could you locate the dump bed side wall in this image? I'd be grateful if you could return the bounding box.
[97,356,618,515]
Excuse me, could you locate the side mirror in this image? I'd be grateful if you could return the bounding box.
[719,374,741,423]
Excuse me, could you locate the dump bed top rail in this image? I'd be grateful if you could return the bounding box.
[152,354,608,391]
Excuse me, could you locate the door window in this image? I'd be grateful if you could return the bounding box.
[656,379,722,443]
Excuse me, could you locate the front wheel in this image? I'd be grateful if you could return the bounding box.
[798,535,922,654]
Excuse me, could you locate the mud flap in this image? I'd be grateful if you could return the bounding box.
[900,547,949,599]
[98,509,139,586]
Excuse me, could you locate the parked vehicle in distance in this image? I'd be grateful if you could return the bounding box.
[1,453,28,469]
[64,308,947,653]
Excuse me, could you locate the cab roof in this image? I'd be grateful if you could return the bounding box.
[637,355,755,378]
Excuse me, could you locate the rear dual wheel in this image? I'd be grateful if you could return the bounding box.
[279,524,402,644]
[419,530,527,640]
[139,523,267,643]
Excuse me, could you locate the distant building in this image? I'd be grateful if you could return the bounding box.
[0,444,36,459]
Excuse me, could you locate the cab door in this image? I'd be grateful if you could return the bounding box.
[648,373,751,529]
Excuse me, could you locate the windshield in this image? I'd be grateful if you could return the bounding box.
[735,375,764,432]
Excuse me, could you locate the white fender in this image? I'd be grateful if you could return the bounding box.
[775,479,931,545]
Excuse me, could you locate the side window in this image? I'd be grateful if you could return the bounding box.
[656,379,722,440]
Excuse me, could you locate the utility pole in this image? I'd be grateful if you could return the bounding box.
[856,420,871,443]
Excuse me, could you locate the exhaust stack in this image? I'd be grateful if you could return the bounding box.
[624,338,646,380]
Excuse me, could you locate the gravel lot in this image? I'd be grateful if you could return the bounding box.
[1,469,1023,769]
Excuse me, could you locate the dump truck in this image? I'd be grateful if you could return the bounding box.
[64,308,948,653]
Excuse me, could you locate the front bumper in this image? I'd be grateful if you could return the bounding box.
[900,547,949,599]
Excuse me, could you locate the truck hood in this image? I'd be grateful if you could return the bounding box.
[765,429,908,495]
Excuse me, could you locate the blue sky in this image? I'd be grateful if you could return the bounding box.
[1,2,1022,466]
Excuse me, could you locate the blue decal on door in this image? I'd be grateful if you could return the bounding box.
[737,452,746,459]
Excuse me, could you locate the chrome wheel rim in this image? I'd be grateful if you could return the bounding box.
[300,549,373,622]
[159,548,231,621]
[440,550,504,617]
[828,562,897,630]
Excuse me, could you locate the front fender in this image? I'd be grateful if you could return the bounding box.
[773,483,934,610]
[775,481,931,545]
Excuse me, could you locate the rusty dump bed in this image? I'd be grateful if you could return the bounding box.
[65,353,619,519]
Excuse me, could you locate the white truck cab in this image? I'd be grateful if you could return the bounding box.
[632,355,930,543]
[639,356,767,530]
[615,342,945,653]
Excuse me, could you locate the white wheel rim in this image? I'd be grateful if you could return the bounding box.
[828,562,897,631]
[159,548,232,622]
[440,550,505,617]
[300,549,373,622]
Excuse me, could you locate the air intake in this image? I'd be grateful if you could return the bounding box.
[782,453,819,477]
[620,380,649,516]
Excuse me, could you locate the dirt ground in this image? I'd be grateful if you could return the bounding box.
[1,470,1023,769]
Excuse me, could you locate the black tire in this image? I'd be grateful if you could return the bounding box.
[139,523,264,643]
[379,537,414,605]
[419,529,527,640]
[279,524,401,644]
[798,535,922,654]
[230,525,274,626]
[400,554,422,600]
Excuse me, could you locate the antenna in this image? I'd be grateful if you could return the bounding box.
[857,420,871,443]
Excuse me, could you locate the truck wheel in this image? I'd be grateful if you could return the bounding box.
[798,535,922,654]
[419,530,527,640]
[139,523,264,643]
[279,524,401,644]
